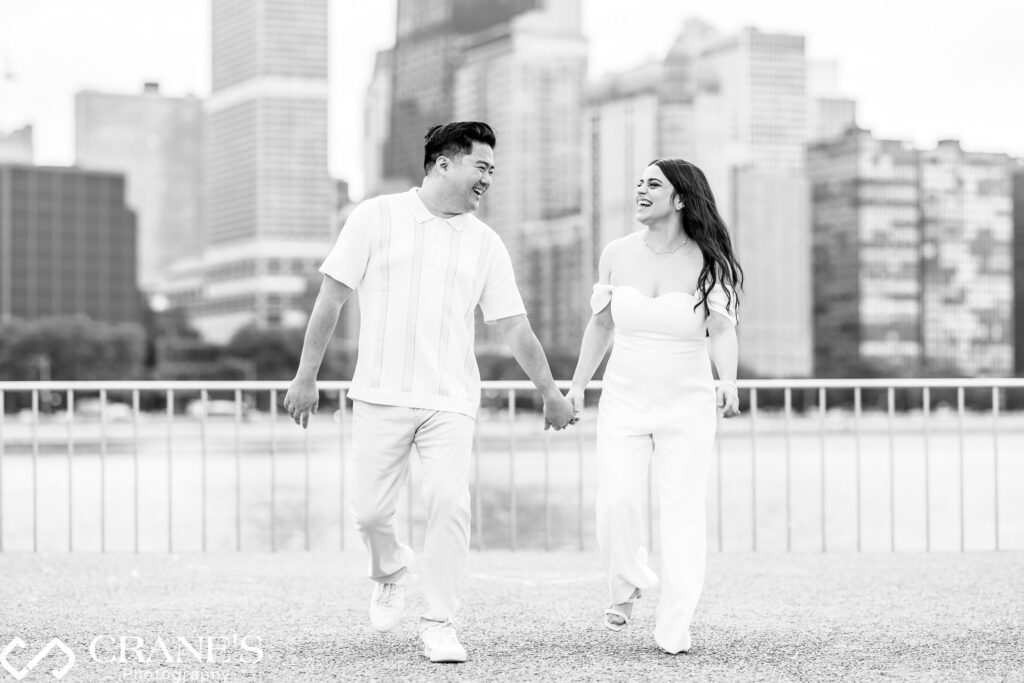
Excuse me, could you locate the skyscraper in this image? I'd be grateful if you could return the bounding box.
[584,20,821,377]
[384,0,539,186]
[363,48,394,198]
[75,84,203,292]
[0,125,33,164]
[453,0,588,352]
[582,19,710,283]
[0,164,140,325]
[688,26,813,377]
[187,0,332,342]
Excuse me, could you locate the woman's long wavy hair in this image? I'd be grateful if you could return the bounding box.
[651,158,744,318]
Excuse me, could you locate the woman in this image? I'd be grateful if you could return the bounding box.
[566,158,742,654]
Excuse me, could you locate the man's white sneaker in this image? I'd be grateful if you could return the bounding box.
[369,582,405,633]
[419,620,467,663]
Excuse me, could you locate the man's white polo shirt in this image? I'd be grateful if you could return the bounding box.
[319,188,526,418]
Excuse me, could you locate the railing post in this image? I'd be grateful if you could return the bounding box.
[854,387,862,552]
[957,386,965,552]
[992,386,1000,552]
[887,386,895,552]
[923,387,931,552]
[473,424,483,551]
[576,402,585,552]
[31,389,39,553]
[199,389,208,553]
[235,388,243,553]
[784,387,792,552]
[819,387,827,553]
[132,389,140,554]
[508,389,516,551]
[543,426,551,551]
[67,390,74,552]
[167,389,174,553]
[339,389,347,551]
[716,411,724,553]
[99,389,107,553]
[304,417,311,552]
[749,388,758,552]
[270,389,278,552]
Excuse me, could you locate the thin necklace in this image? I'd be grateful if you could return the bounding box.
[644,231,688,255]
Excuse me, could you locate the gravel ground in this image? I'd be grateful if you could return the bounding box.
[0,551,1021,682]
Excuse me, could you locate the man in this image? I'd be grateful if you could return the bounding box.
[283,121,575,663]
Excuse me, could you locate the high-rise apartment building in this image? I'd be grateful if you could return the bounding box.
[919,140,1015,376]
[0,164,140,325]
[75,84,203,292]
[808,129,923,377]
[810,129,1016,378]
[453,0,588,352]
[384,0,539,186]
[183,0,332,342]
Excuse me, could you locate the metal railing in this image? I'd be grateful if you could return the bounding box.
[0,379,1021,553]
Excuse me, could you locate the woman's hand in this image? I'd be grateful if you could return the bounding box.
[717,381,740,418]
[565,385,585,425]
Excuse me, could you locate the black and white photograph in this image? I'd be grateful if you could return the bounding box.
[1,0,1022,680]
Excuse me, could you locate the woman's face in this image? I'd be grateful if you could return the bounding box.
[634,164,679,225]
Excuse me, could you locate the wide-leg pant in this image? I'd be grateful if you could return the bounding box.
[596,368,716,654]
[351,400,475,622]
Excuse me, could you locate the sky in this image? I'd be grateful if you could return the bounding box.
[2,0,1023,198]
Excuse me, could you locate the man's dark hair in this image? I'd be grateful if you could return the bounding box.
[423,122,496,173]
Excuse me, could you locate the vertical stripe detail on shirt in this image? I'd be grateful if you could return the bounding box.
[401,221,427,392]
[370,200,392,389]
[437,228,462,396]
[463,237,495,379]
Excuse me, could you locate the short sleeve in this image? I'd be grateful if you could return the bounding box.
[707,283,737,325]
[590,284,614,315]
[319,199,377,289]
[479,236,527,324]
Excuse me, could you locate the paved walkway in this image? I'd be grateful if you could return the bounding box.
[0,551,1021,681]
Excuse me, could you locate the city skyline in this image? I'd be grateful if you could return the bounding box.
[2,0,1023,198]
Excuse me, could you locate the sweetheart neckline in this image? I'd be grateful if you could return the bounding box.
[610,284,699,300]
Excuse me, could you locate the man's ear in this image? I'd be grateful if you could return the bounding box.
[436,156,449,174]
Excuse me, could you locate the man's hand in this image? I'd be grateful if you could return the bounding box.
[543,391,575,431]
[717,382,740,418]
[283,376,319,429]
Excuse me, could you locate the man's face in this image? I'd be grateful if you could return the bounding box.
[444,142,495,213]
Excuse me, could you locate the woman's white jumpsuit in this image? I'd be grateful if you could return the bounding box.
[592,283,736,654]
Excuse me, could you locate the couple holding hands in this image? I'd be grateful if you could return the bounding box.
[283,121,743,663]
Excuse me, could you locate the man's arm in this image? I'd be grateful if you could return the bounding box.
[494,314,575,430]
[283,276,354,428]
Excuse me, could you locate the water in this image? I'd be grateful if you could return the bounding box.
[1,408,1022,553]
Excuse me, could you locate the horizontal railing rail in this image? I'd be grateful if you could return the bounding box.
[0,379,1021,554]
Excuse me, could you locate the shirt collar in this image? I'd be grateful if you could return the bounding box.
[408,188,467,232]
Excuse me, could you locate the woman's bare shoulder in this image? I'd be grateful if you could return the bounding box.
[601,230,643,261]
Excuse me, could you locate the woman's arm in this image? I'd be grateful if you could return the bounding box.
[568,310,615,402]
[566,242,618,413]
[707,313,740,417]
